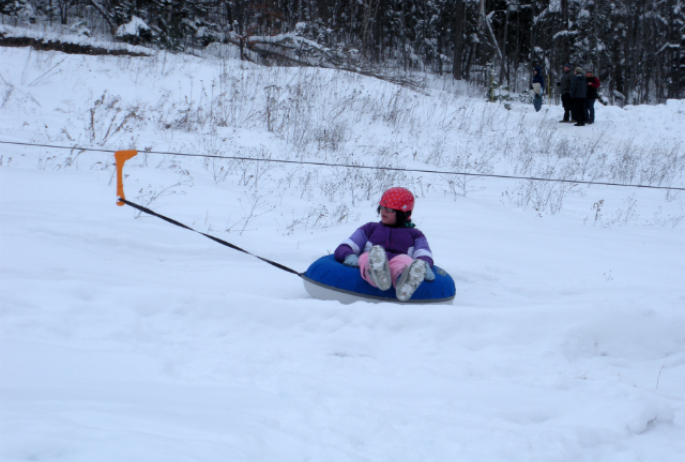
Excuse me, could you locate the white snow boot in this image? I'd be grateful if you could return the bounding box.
[367,245,392,291]
[395,259,427,302]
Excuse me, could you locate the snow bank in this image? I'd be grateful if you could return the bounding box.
[1,47,684,462]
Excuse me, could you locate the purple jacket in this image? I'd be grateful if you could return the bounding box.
[334,222,434,267]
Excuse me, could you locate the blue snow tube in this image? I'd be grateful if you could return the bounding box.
[302,255,455,304]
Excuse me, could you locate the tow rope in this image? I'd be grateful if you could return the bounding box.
[115,150,303,277]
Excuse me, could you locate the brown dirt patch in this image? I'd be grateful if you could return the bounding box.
[0,36,150,57]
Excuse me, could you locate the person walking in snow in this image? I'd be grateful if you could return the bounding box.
[334,187,435,302]
[585,70,600,124]
[570,66,587,126]
[557,63,575,122]
[531,67,546,95]
[531,67,546,111]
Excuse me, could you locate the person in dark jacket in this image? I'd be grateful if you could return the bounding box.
[557,64,574,122]
[570,67,587,126]
[585,70,600,124]
[532,67,545,93]
[531,67,545,111]
[334,187,435,302]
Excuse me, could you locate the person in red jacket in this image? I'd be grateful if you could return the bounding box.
[585,70,601,124]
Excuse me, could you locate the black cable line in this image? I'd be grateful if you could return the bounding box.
[2,139,684,192]
[118,198,303,277]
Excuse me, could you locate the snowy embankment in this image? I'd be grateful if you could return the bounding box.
[1,46,685,461]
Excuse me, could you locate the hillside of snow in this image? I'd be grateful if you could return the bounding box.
[1,45,684,461]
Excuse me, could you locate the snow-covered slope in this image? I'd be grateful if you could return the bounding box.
[1,46,684,461]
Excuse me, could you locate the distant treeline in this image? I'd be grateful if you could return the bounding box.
[2,0,683,104]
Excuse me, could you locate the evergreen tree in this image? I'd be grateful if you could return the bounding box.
[1,0,682,99]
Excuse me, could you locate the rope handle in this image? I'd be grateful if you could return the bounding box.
[118,198,303,277]
[115,150,302,277]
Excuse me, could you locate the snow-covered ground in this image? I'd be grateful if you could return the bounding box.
[1,45,684,461]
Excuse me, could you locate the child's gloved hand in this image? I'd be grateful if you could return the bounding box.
[343,254,360,267]
[424,262,436,282]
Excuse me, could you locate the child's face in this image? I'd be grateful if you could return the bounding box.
[380,206,397,225]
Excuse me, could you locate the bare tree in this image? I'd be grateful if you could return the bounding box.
[453,0,466,80]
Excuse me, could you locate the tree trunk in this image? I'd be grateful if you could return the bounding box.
[499,5,510,87]
[453,0,465,80]
[480,0,503,64]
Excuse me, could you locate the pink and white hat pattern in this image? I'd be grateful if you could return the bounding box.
[379,187,415,212]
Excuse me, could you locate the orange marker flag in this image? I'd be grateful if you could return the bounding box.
[114,150,138,206]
